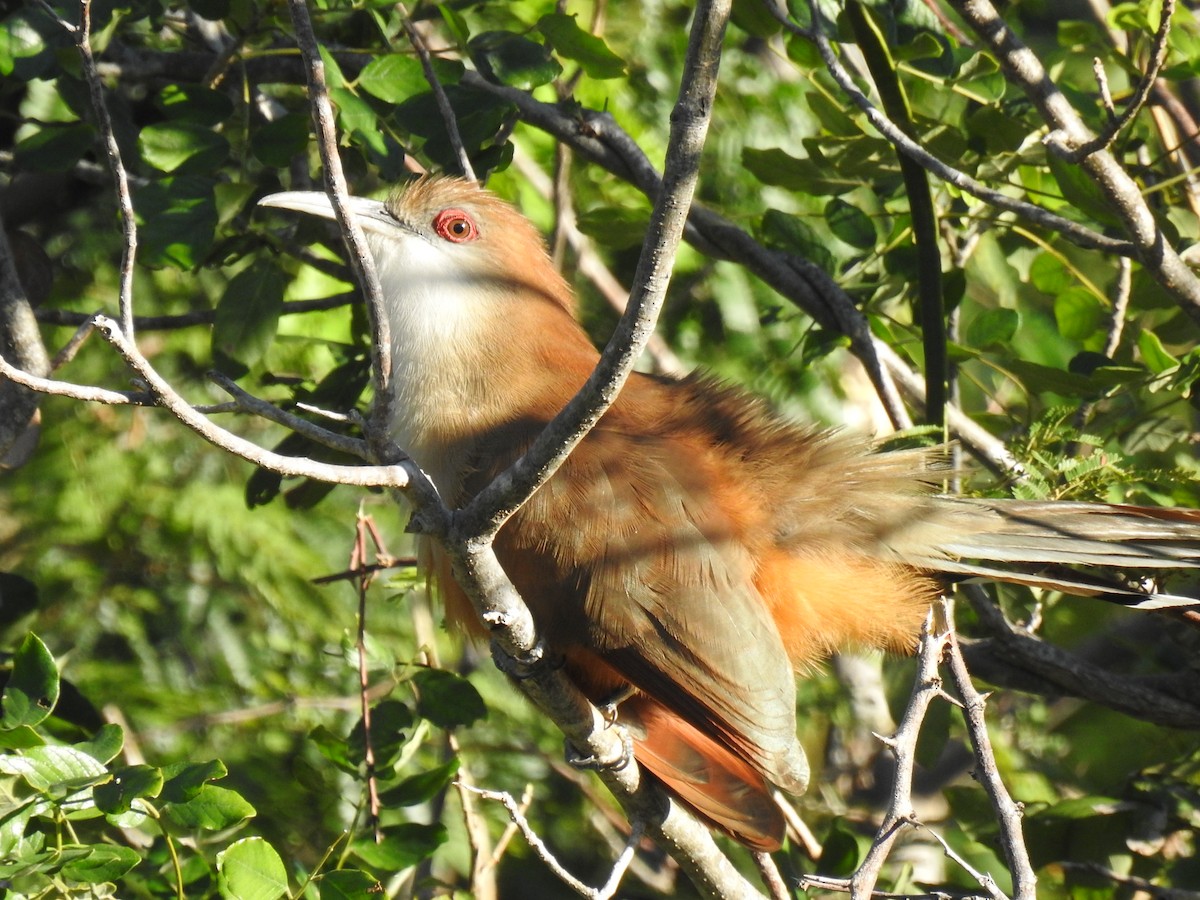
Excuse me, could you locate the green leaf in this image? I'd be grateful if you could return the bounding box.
[157,83,234,125]
[893,30,945,62]
[59,844,141,883]
[0,744,107,794]
[76,723,124,765]
[1004,359,1096,398]
[1033,795,1127,819]
[162,783,255,831]
[806,91,859,137]
[1047,154,1121,227]
[349,699,413,768]
[378,759,460,807]
[759,209,834,274]
[823,198,876,249]
[1138,329,1178,374]
[2,633,59,729]
[0,13,49,77]
[357,54,427,104]
[742,147,858,195]
[250,115,311,168]
[139,122,229,174]
[1054,286,1104,341]
[217,837,288,900]
[966,307,1019,349]
[817,818,862,875]
[0,725,44,750]
[212,260,286,377]
[537,13,626,79]
[313,869,384,899]
[13,123,95,173]
[469,31,561,90]
[437,4,471,45]
[318,44,346,89]
[160,759,229,803]
[1028,251,1072,294]
[412,668,486,728]
[329,86,387,157]
[954,51,1005,104]
[134,176,218,269]
[731,0,784,37]
[1108,2,1152,32]
[350,823,447,871]
[308,724,360,775]
[93,764,163,814]
[575,205,651,248]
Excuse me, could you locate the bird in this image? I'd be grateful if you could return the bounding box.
[260,176,1200,852]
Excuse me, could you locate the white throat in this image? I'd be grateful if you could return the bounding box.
[368,231,494,497]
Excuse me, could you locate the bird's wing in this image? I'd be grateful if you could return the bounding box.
[494,425,809,797]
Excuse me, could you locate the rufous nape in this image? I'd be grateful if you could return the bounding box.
[261,177,1200,852]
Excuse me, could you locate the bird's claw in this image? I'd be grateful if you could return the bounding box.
[595,684,635,726]
[564,727,634,772]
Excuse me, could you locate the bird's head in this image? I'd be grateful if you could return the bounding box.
[258,177,593,487]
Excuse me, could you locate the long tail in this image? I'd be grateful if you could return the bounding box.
[899,499,1200,612]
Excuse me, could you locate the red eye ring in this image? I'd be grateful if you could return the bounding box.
[431,208,479,243]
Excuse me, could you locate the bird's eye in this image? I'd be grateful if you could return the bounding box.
[431,208,479,243]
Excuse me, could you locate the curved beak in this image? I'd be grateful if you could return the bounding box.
[258,191,403,237]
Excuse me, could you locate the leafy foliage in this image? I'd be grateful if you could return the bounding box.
[3,0,1200,897]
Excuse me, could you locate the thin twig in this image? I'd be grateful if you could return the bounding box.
[458,783,642,900]
[1062,0,1177,161]
[48,316,98,371]
[285,0,396,456]
[847,613,951,897]
[42,0,140,337]
[36,294,358,331]
[351,510,383,839]
[12,314,415,488]
[400,5,476,182]
[921,827,1009,900]
[208,370,371,459]
[943,597,1036,900]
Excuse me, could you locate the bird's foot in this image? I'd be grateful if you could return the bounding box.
[489,640,562,680]
[564,728,634,773]
[594,684,635,726]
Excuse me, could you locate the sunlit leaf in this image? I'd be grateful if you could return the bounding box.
[537,13,626,78]
[139,122,229,173]
[1,634,58,729]
[217,837,288,900]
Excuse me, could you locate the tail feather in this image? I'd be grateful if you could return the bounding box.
[899,498,1200,611]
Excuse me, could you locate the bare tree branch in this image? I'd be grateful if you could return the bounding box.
[845,614,953,898]
[950,0,1200,326]
[0,218,51,464]
[771,1,1137,258]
